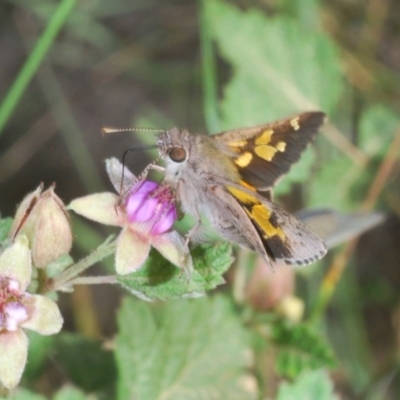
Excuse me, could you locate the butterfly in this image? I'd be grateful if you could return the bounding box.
[156,111,327,268]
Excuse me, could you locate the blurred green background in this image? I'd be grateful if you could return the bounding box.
[1,0,400,399]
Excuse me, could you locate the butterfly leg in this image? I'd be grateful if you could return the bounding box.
[184,220,202,251]
[118,162,165,203]
[138,161,165,180]
[177,207,203,272]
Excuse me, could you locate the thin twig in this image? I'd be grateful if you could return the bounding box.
[322,123,369,167]
[363,127,400,210]
[68,275,118,286]
[52,235,116,291]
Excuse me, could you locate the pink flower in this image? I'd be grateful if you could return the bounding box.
[69,158,192,275]
[0,235,63,389]
[125,181,177,236]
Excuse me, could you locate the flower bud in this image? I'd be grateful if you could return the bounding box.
[275,295,305,323]
[245,260,295,311]
[10,185,73,267]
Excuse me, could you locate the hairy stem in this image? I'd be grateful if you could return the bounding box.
[51,235,116,291]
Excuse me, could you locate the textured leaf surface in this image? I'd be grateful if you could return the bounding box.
[116,295,256,400]
[55,333,117,392]
[276,369,339,400]
[11,390,46,400]
[272,320,336,379]
[358,105,399,157]
[23,332,55,382]
[209,0,342,121]
[118,242,233,300]
[53,386,96,400]
[207,0,343,194]
[311,104,399,209]
[309,155,357,209]
[0,216,12,243]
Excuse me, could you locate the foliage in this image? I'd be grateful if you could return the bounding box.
[115,295,256,400]
[271,320,336,379]
[118,242,233,300]
[54,333,117,392]
[276,369,339,400]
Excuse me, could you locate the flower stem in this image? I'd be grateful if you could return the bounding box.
[51,235,117,291]
[68,275,117,285]
[37,268,49,294]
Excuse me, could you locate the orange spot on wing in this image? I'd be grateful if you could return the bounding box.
[234,152,253,167]
[255,145,277,161]
[228,140,248,148]
[276,141,286,152]
[239,180,256,191]
[246,205,285,240]
[255,130,273,145]
[227,186,286,240]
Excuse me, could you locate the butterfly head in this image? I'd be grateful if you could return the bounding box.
[157,128,193,181]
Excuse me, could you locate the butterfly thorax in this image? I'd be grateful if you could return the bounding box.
[157,128,240,188]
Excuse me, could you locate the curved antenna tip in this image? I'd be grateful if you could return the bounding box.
[101,126,167,136]
[101,127,118,136]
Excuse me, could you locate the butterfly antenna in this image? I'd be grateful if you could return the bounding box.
[101,126,164,193]
[101,127,166,135]
[117,144,158,194]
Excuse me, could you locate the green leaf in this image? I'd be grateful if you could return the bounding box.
[272,321,336,379]
[275,148,316,196]
[55,333,117,392]
[46,254,74,278]
[0,216,12,243]
[209,1,343,120]
[358,104,399,157]
[23,332,55,383]
[118,242,233,300]
[310,104,400,210]
[208,0,343,119]
[10,389,46,400]
[277,0,321,30]
[309,155,360,209]
[276,369,339,400]
[206,0,343,194]
[52,386,96,400]
[115,295,256,400]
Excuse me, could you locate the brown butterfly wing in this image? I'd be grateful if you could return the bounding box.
[223,184,327,266]
[213,111,326,191]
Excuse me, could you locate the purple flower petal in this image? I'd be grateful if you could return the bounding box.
[125,181,159,222]
[135,181,158,196]
[132,196,159,222]
[151,205,177,235]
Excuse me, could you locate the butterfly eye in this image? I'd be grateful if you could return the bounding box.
[168,147,187,163]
